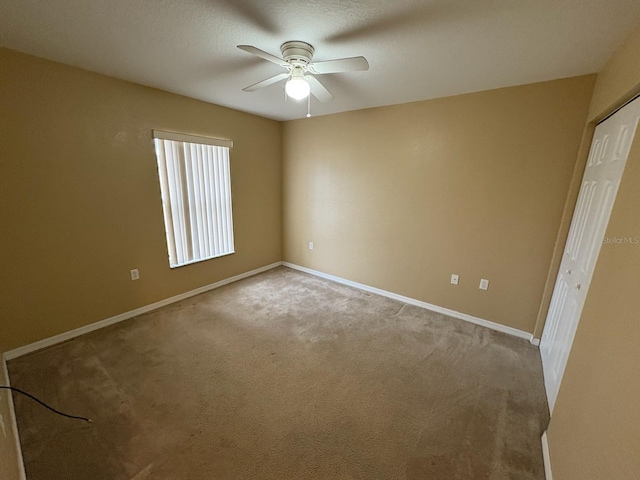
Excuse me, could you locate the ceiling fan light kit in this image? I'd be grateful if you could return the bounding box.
[285,66,311,100]
[238,40,369,108]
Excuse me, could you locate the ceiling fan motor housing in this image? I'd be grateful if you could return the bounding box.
[281,41,314,67]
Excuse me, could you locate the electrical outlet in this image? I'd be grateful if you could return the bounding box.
[130,269,140,281]
[308,242,314,250]
[450,274,459,285]
[479,279,489,290]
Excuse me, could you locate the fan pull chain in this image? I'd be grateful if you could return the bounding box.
[307,94,311,118]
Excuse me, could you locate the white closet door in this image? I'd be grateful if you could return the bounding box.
[540,97,640,413]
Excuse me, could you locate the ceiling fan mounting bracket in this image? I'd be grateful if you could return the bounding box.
[281,41,314,67]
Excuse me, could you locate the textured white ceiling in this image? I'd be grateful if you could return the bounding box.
[1,0,640,121]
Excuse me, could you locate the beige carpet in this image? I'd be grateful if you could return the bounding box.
[9,267,548,479]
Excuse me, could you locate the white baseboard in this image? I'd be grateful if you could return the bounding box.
[282,262,534,342]
[5,259,534,358]
[1,356,27,480]
[530,337,541,347]
[4,262,283,361]
[541,431,553,480]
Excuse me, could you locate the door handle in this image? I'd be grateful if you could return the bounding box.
[576,284,582,290]
[566,269,572,274]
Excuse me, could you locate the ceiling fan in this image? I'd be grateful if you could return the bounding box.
[237,41,369,103]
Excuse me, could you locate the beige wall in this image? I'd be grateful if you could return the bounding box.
[588,21,640,122]
[547,20,640,480]
[0,48,282,350]
[283,76,595,334]
[0,355,23,480]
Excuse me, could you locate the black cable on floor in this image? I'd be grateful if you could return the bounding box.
[0,386,92,423]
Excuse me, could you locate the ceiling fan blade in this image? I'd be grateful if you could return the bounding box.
[237,45,289,68]
[242,72,289,92]
[306,76,334,103]
[308,56,369,74]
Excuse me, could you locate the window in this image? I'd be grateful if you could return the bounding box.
[153,130,234,268]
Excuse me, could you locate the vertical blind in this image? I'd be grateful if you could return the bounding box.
[153,131,234,268]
